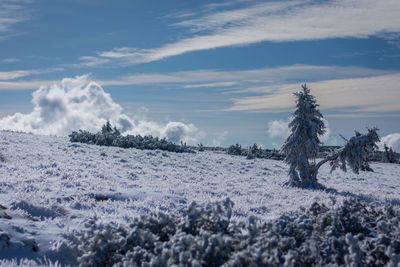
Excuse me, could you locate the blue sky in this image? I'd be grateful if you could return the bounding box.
[0,0,400,148]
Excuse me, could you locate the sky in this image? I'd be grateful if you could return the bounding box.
[0,0,400,149]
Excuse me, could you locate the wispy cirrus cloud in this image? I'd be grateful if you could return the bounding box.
[183,82,237,89]
[1,64,398,116]
[0,64,391,91]
[0,0,33,40]
[99,65,390,87]
[69,56,111,68]
[0,68,62,81]
[1,58,20,63]
[0,80,54,90]
[0,70,35,80]
[80,0,400,66]
[227,73,400,114]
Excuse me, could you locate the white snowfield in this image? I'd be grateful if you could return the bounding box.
[0,131,399,264]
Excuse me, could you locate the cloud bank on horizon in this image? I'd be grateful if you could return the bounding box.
[380,133,400,153]
[0,76,201,144]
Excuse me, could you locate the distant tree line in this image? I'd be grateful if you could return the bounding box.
[226,84,398,187]
[69,121,194,153]
[226,143,285,160]
[225,142,397,164]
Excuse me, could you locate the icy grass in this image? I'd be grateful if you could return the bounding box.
[0,131,399,265]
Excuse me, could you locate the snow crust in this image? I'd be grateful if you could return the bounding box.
[0,131,399,265]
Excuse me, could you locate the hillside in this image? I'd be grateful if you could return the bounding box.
[0,131,399,265]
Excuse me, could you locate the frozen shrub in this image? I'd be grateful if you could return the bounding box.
[69,130,95,144]
[227,143,243,156]
[246,143,263,159]
[69,122,193,153]
[74,198,400,266]
[227,143,285,160]
[197,143,205,152]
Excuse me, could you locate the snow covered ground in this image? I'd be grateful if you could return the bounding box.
[0,131,399,265]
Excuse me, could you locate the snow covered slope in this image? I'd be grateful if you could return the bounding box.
[0,131,399,264]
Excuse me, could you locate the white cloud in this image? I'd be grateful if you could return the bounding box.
[267,120,290,138]
[267,118,330,143]
[228,73,400,114]
[0,68,62,81]
[126,120,201,144]
[0,65,388,91]
[0,80,55,90]
[210,130,229,147]
[86,0,400,65]
[183,81,237,88]
[1,66,398,117]
[1,58,19,63]
[0,75,202,144]
[0,70,35,80]
[99,65,388,87]
[0,0,32,40]
[74,56,110,67]
[380,133,400,153]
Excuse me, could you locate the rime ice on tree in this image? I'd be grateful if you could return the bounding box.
[280,84,326,187]
[281,84,380,188]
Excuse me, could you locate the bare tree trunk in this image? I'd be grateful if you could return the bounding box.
[310,150,342,181]
[288,165,301,187]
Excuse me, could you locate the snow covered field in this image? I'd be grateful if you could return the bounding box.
[0,131,399,265]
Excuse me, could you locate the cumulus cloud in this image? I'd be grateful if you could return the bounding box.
[0,75,201,144]
[267,120,290,139]
[127,120,201,144]
[210,130,229,147]
[267,118,330,143]
[380,133,400,153]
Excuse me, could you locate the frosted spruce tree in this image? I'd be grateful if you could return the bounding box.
[280,84,326,187]
[281,84,380,188]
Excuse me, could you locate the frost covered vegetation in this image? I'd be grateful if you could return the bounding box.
[281,85,381,188]
[69,121,193,153]
[0,131,400,266]
[71,198,400,266]
[227,143,284,160]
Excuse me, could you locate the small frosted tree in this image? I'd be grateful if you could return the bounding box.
[280,84,326,187]
[281,84,380,188]
[311,127,380,181]
[101,120,113,135]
